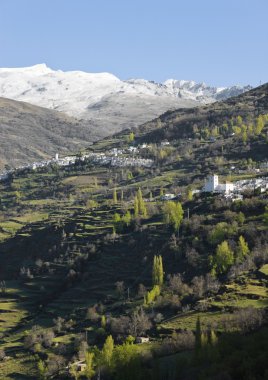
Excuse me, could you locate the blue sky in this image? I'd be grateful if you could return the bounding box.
[0,0,267,86]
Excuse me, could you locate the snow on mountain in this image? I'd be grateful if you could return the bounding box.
[163,79,252,102]
[0,64,252,133]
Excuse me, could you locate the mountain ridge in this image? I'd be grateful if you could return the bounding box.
[0,64,251,133]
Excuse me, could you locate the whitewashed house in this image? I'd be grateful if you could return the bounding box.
[136,337,150,344]
[160,193,176,201]
[203,174,234,194]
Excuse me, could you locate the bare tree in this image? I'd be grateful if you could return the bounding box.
[115,281,125,298]
[185,247,200,268]
[0,349,5,361]
[137,283,146,298]
[168,274,191,296]
[129,308,152,337]
[192,276,206,299]
[111,316,130,335]
[86,305,99,322]
[46,355,66,378]
[53,317,65,333]
[42,330,55,348]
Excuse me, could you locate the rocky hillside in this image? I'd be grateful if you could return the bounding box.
[0,97,102,169]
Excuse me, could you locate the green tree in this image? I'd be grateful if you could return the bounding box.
[102,335,114,369]
[208,329,218,346]
[84,351,95,379]
[163,201,184,231]
[134,196,139,218]
[112,342,141,380]
[37,360,47,380]
[14,190,21,204]
[122,210,131,226]
[201,332,208,347]
[211,240,234,275]
[144,285,161,304]
[128,132,135,143]
[236,235,249,260]
[125,335,135,345]
[152,255,164,287]
[69,365,80,380]
[113,189,118,204]
[237,212,245,225]
[133,188,147,218]
[86,199,98,209]
[254,115,264,135]
[113,213,122,233]
[127,171,133,180]
[186,186,193,201]
[236,115,243,126]
[264,205,268,225]
[101,315,106,329]
[209,222,236,245]
[137,188,147,217]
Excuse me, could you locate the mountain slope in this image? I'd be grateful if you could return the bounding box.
[0,97,102,169]
[0,82,267,379]
[0,64,251,134]
[100,83,268,145]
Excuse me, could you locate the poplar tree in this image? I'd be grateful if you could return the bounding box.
[254,115,264,135]
[134,196,139,218]
[208,329,218,346]
[152,255,164,286]
[101,315,106,329]
[163,201,183,231]
[128,131,135,143]
[85,352,95,379]
[113,189,118,204]
[102,335,114,368]
[137,188,147,217]
[37,360,46,380]
[236,235,249,260]
[134,188,147,218]
[211,241,234,275]
[122,210,131,226]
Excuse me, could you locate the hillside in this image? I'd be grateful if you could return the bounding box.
[92,83,268,148]
[0,97,102,170]
[0,64,251,136]
[0,86,267,379]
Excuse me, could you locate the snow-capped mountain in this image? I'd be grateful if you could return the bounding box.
[163,79,252,102]
[0,64,251,132]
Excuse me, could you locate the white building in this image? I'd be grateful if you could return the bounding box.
[136,337,150,344]
[160,193,176,201]
[203,174,234,194]
[161,141,170,146]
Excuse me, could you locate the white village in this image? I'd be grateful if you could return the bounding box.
[0,145,267,203]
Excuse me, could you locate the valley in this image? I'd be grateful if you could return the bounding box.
[0,85,267,379]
